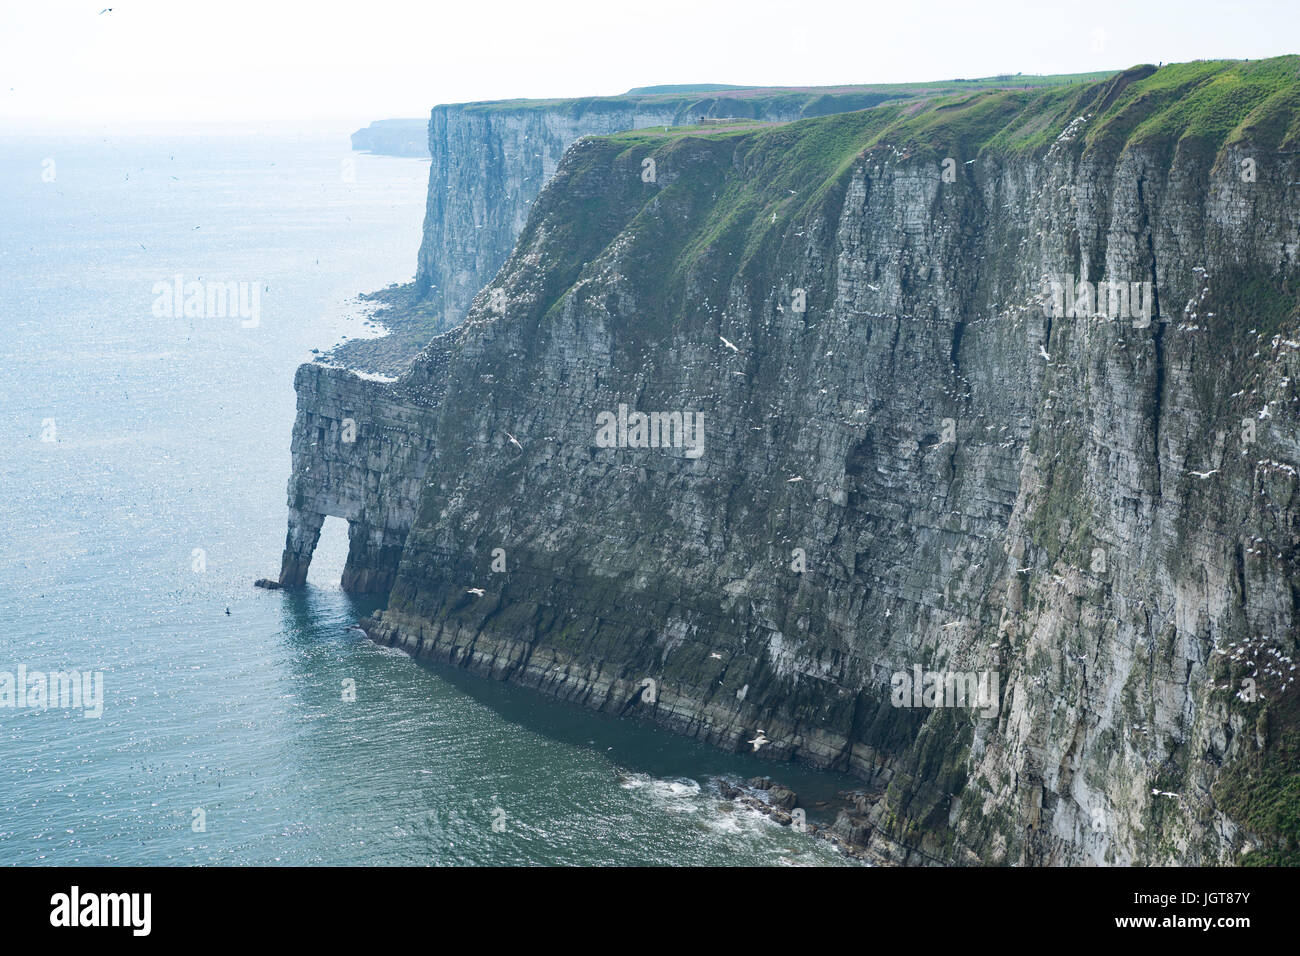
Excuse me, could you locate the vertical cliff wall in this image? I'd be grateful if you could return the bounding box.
[276,59,1300,865]
[414,100,680,330]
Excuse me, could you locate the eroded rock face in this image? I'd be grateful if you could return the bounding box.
[413,91,910,331]
[283,63,1300,864]
[278,364,440,593]
[417,103,672,330]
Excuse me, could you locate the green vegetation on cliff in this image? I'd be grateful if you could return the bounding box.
[604,57,1300,165]
[448,71,1120,120]
[1213,693,1300,865]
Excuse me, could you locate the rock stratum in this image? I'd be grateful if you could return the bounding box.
[281,58,1300,865]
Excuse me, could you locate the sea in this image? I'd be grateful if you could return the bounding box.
[0,129,858,865]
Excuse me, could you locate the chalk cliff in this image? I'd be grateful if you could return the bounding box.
[412,88,916,331]
[281,58,1300,865]
[351,119,430,157]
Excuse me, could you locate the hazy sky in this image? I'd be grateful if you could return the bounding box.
[2,0,1297,131]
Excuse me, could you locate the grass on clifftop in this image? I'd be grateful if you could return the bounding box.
[598,56,1300,179]
[443,71,1119,119]
[1081,56,1300,161]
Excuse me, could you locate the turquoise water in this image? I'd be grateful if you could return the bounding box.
[0,132,857,865]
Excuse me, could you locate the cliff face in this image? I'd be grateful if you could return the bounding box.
[284,58,1300,864]
[351,119,430,157]
[412,90,916,331]
[414,101,675,331]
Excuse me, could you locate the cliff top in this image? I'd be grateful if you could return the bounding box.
[595,57,1300,162]
[431,71,1120,118]
[355,118,427,129]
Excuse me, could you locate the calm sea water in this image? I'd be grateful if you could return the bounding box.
[0,132,856,866]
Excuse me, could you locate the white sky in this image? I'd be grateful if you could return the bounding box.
[2,0,1296,132]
